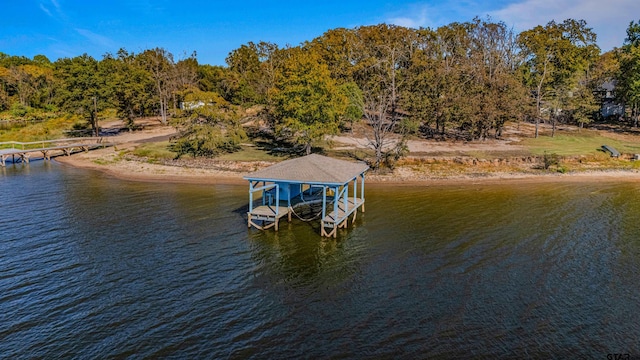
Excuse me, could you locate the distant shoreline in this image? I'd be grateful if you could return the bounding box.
[55,154,640,187]
[43,119,640,187]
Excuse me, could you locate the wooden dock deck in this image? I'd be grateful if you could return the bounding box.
[0,138,113,166]
[247,205,291,231]
[321,198,365,238]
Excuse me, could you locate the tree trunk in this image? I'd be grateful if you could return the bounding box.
[92,96,99,137]
[374,144,382,170]
[159,98,167,125]
[535,55,549,139]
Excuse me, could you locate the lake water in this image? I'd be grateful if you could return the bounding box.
[2,161,640,358]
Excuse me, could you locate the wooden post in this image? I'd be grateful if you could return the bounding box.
[333,186,338,237]
[248,181,254,228]
[333,186,339,224]
[249,181,254,213]
[275,183,280,218]
[321,186,327,237]
[322,186,327,220]
[343,183,348,217]
[353,177,357,205]
[361,173,365,213]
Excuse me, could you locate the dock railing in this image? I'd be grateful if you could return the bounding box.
[0,137,115,166]
[0,137,106,150]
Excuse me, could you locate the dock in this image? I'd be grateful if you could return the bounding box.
[321,198,365,237]
[0,137,114,166]
[247,205,291,231]
[244,154,368,238]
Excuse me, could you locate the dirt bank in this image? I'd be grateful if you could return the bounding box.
[56,118,640,186]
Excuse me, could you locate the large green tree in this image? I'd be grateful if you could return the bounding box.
[54,54,107,136]
[272,47,346,155]
[102,49,155,128]
[171,90,247,157]
[225,41,282,106]
[617,20,640,126]
[225,43,262,105]
[518,19,599,137]
[198,64,233,100]
[307,28,361,84]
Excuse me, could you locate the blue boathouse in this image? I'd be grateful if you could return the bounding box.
[243,154,368,237]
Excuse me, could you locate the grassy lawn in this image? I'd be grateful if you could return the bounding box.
[217,145,285,162]
[520,130,640,156]
[131,142,285,162]
[132,141,177,161]
[0,116,79,142]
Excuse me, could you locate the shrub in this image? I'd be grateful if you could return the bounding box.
[543,152,561,170]
[10,103,30,117]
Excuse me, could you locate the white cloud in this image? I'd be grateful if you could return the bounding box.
[490,0,640,50]
[387,5,434,28]
[385,1,490,29]
[39,0,67,21]
[75,28,116,48]
[39,3,53,17]
[385,0,639,51]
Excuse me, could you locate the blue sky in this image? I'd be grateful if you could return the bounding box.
[2,0,639,66]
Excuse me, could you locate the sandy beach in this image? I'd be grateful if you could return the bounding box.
[53,119,640,186]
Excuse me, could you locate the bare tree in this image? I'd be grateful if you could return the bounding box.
[140,48,174,124]
[352,24,412,169]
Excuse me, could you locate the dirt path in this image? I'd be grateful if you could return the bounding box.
[56,119,246,184]
[55,118,640,185]
[330,135,524,153]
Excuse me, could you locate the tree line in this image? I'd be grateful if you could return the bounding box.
[1,17,639,168]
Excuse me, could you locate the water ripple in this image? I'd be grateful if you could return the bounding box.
[2,165,640,357]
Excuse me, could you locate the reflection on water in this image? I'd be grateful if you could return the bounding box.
[1,162,640,358]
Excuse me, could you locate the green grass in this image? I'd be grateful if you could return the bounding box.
[520,130,640,156]
[132,141,177,160]
[131,142,284,162]
[216,145,285,162]
[0,115,79,142]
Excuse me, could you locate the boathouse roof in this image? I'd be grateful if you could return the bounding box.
[244,154,368,185]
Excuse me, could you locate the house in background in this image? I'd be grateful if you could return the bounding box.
[594,80,625,119]
[179,100,206,110]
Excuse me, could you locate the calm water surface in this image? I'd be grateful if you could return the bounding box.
[1,162,640,358]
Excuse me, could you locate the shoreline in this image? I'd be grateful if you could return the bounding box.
[55,152,640,187]
[44,119,640,187]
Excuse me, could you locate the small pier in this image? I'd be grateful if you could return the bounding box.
[244,154,368,238]
[0,137,113,166]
